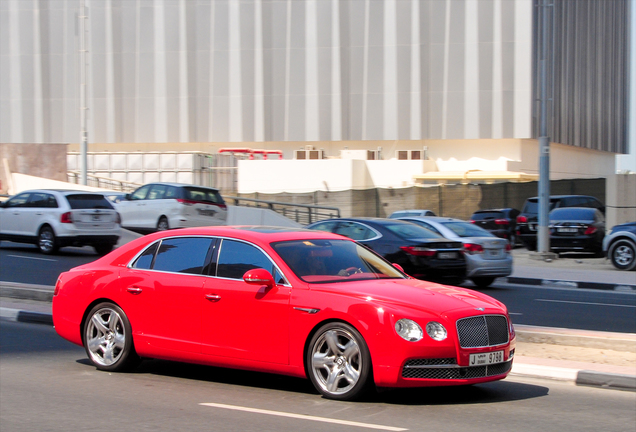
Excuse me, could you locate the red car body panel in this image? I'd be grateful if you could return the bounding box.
[52,226,515,388]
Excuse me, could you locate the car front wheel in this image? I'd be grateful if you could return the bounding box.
[307,322,372,400]
[608,239,636,271]
[83,302,140,372]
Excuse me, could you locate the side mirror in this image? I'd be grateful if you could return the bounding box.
[243,268,275,289]
[392,263,405,273]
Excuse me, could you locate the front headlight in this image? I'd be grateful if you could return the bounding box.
[426,321,447,341]
[395,319,423,342]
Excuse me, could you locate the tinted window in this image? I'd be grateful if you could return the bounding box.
[65,194,114,209]
[133,242,159,269]
[471,211,503,220]
[384,222,442,239]
[549,208,596,221]
[184,187,223,204]
[28,193,58,208]
[441,221,495,237]
[334,222,378,241]
[131,185,150,200]
[153,237,213,275]
[217,239,274,279]
[165,186,179,199]
[5,193,30,208]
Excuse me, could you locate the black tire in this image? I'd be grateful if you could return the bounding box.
[471,277,496,288]
[608,239,636,271]
[94,244,114,256]
[83,302,140,372]
[156,216,169,231]
[525,242,536,251]
[306,322,372,401]
[37,225,59,255]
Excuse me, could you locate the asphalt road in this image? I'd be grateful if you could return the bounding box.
[1,320,634,432]
[2,241,635,333]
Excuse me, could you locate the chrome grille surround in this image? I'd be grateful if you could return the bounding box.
[456,315,509,348]
[402,358,512,379]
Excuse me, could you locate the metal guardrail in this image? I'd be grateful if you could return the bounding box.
[225,195,340,225]
[67,171,142,192]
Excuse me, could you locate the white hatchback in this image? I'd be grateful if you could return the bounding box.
[115,182,227,233]
[0,189,121,255]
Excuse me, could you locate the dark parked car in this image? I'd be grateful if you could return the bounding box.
[602,222,636,271]
[470,208,520,245]
[516,195,605,250]
[548,207,605,256]
[306,218,467,284]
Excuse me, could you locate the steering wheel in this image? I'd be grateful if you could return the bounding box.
[338,267,363,276]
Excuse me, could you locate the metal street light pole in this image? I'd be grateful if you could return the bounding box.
[535,0,556,259]
[79,0,88,185]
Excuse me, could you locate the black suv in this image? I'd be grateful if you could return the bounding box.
[470,208,520,245]
[516,195,605,250]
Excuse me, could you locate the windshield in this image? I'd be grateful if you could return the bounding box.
[441,221,495,238]
[271,239,405,283]
[383,222,442,240]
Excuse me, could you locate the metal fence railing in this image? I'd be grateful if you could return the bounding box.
[225,196,340,225]
[67,171,141,192]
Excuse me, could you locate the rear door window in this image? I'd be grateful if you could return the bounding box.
[28,193,58,208]
[65,194,114,209]
[152,237,214,275]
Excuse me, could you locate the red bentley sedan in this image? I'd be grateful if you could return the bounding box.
[52,226,516,400]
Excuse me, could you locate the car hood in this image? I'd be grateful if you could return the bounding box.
[316,278,505,316]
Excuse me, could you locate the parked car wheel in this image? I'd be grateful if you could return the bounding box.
[38,225,58,255]
[307,322,372,401]
[471,277,496,288]
[94,243,114,256]
[83,302,140,372]
[157,216,169,231]
[608,239,636,271]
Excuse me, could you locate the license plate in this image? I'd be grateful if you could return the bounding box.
[438,252,457,259]
[487,249,503,258]
[469,350,504,366]
[557,227,578,233]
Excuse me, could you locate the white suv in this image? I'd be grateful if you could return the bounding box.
[0,189,121,255]
[116,182,227,233]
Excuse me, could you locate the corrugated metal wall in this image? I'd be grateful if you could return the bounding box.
[0,0,535,144]
[532,0,631,154]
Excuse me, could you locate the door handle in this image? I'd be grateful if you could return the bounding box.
[126,286,143,295]
[205,294,221,302]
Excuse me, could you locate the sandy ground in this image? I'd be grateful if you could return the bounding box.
[516,341,636,368]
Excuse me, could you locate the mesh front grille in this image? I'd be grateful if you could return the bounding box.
[404,358,457,367]
[456,315,509,348]
[402,360,512,379]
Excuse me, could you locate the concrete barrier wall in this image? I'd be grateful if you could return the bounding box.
[0,143,68,194]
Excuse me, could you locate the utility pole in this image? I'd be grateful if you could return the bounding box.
[79,0,88,185]
[533,0,557,260]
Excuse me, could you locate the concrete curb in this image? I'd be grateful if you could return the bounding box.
[505,276,636,292]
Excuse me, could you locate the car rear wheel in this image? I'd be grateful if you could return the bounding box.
[609,239,636,271]
[471,277,496,288]
[307,322,372,401]
[83,302,140,372]
[157,216,169,231]
[37,226,58,255]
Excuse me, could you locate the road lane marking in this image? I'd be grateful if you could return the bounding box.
[535,299,636,308]
[509,312,523,315]
[6,254,57,262]
[199,403,408,431]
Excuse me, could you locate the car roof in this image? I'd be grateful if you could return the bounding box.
[15,189,108,196]
[526,195,597,200]
[312,217,422,226]
[398,216,464,223]
[142,182,220,191]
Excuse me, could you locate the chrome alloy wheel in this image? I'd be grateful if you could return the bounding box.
[310,328,363,396]
[86,307,126,367]
[613,244,635,267]
[38,226,56,254]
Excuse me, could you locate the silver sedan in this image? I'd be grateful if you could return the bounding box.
[396,216,513,288]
